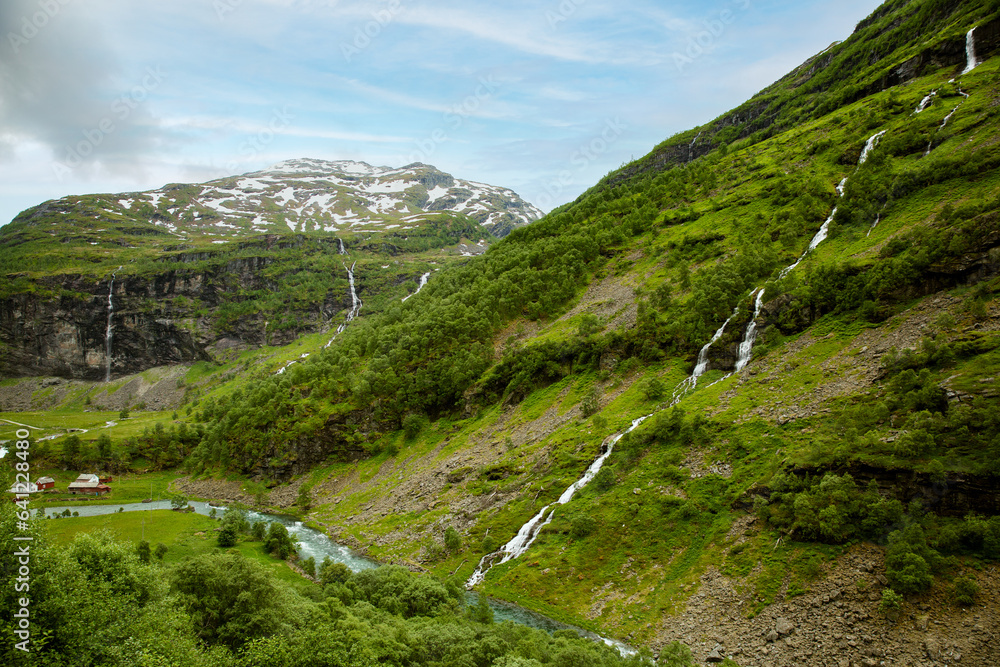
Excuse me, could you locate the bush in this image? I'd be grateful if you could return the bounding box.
[570,513,595,539]
[952,576,980,606]
[251,521,266,541]
[658,640,695,666]
[878,588,904,617]
[444,526,461,552]
[642,377,666,401]
[885,525,938,594]
[136,540,151,563]
[217,525,238,548]
[402,413,429,440]
[319,558,352,586]
[264,523,297,560]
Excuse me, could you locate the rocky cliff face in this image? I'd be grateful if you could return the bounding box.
[0,252,350,380]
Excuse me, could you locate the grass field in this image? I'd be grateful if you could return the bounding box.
[43,509,313,587]
[27,469,181,506]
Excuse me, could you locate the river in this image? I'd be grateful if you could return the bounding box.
[36,500,633,651]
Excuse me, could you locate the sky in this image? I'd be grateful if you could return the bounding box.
[0,0,886,227]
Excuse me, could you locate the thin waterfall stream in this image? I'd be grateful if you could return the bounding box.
[104,266,122,382]
[402,272,431,302]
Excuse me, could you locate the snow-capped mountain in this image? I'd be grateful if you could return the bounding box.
[107,159,543,239]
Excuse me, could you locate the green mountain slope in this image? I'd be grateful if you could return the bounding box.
[4,0,1000,664]
[0,160,540,380]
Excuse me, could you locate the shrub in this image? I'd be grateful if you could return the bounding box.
[217,525,238,548]
[318,558,352,586]
[658,640,695,666]
[402,413,429,440]
[444,526,461,552]
[570,513,595,539]
[878,588,904,617]
[952,576,980,606]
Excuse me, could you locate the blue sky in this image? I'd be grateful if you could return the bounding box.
[0,0,884,227]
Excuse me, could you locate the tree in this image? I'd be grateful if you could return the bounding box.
[264,522,297,560]
[580,386,600,417]
[402,412,428,440]
[137,540,151,563]
[299,556,316,578]
[251,521,266,541]
[154,542,168,561]
[642,376,666,401]
[318,558,352,586]
[577,313,602,337]
[221,502,251,534]
[217,524,238,548]
[170,551,287,650]
[444,526,461,552]
[170,493,189,511]
[61,434,82,468]
[119,407,130,420]
[95,433,113,460]
[296,485,311,511]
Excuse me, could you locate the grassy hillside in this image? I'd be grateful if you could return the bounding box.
[3,0,1000,663]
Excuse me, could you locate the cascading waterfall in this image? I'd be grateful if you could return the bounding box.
[401,272,431,302]
[858,130,886,164]
[734,289,765,372]
[780,129,884,278]
[337,238,346,255]
[465,125,895,613]
[104,266,122,382]
[687,130,703,161]
[925,87,969,156]
[466,416,650,588]
[322,261,362,349]
[962,27,980,75]
[914,91,937,113]
[867,214,880,237]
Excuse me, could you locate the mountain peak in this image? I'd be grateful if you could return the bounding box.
[261,158,390,177]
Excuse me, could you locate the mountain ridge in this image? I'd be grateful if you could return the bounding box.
[2,0,1000,664]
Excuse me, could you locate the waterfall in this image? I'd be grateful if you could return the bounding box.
[323,261,363,349]
[734,289,765,372]
[401,272,431,302]
[962,27,980,75]
[337,238,346,255]
[687,131,703,161]
[671,306,740,400]
[858,130,886,164]
[467,416,650,588]
[867,214,880,237]
[104,266,122,382]
[925,87,969,156]
[467,125,897,590]
[914,91,936,113]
